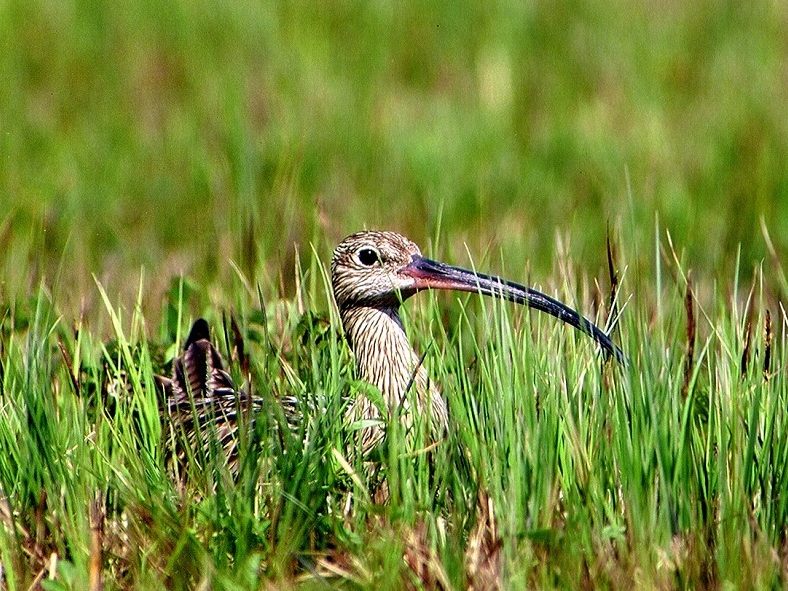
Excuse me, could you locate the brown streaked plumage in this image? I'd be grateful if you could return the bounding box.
[158,319,264,474]
[331,230,625,449]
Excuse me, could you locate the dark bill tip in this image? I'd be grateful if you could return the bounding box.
[400,255,626,365]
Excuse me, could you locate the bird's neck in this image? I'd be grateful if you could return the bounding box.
[339,304,449,437]
[339,305,432,406]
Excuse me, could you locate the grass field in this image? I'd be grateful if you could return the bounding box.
[1,0,787,588]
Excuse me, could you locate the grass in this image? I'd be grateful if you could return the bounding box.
[1,241,787,588]
[1,0,787,588]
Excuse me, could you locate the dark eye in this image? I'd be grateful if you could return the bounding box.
[357,248,380,266]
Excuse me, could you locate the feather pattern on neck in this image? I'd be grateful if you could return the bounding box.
[340,304,448,443]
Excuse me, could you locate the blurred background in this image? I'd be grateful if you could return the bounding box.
[0,0,785,319]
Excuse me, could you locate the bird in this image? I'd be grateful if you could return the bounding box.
[331,230,624,449]
[160,230,624,466]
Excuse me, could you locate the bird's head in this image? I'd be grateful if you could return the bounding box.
[331,229,626,364]
[331,230,423,309]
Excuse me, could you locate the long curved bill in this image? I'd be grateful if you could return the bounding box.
[399,255,625,365]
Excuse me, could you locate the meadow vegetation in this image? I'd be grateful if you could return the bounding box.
[0,0,787,588]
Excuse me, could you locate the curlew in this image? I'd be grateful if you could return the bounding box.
[332,230,623,448]
[161,230,624,464]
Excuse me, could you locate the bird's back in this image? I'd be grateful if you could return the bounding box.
[160,319,262,476]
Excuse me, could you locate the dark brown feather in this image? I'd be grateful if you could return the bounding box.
[163,319,260,475]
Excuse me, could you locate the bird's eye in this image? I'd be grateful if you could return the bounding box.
[357,248,380,267]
